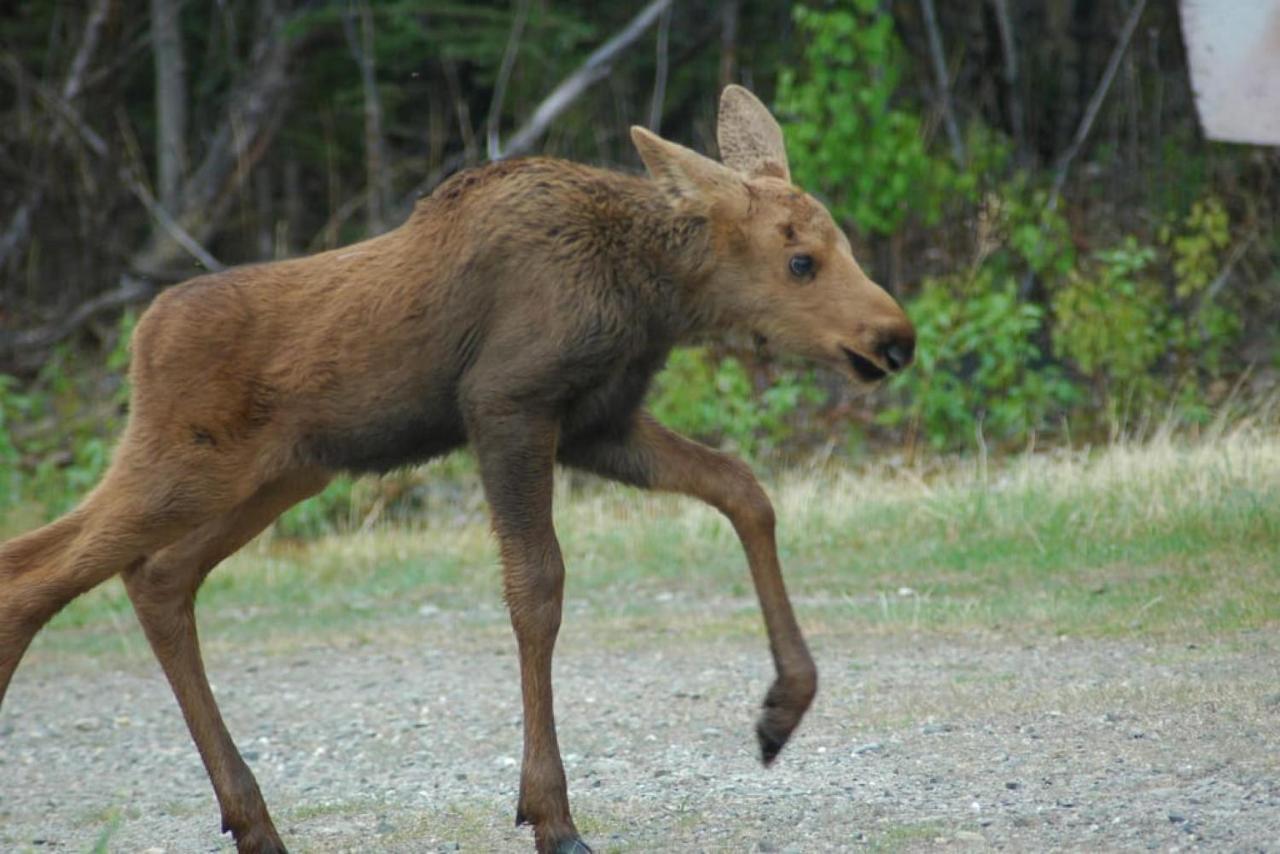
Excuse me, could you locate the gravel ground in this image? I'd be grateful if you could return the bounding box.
[2,611,1278,853]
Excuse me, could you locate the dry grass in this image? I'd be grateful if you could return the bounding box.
[23,425,1280,658]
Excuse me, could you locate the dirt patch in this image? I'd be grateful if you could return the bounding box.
[2,616,1278,852]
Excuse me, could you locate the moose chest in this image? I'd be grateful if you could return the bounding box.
[557,338,672,445]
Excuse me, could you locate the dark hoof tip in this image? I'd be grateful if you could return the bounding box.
[516,809,530,827]
[757,721,788,766]
[555,838,594,854]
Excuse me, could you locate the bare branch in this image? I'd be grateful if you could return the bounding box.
[127,173,224,272]
[487,0,531,160]
[400,0,674,218]
[0,0,112,270]
[648,4,672,131]
[343,0,390,234]
[919,0,965,164]
[1048,0,1149,210]
[989,0,1025,161]
[0,276,157,368]
[719,0,739,90]
[495,0,674,158]
[61,0,112,104]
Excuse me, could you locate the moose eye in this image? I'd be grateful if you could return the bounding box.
[788,254,815,279]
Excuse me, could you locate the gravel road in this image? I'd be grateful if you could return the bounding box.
[2,608,1278,852]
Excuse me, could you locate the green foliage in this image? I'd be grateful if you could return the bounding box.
[0,314,134,519]
[0,376,25,508]
[1166,198,1231,298]
[1051,197,1242,421]
[776,2,957,234]
[883,272,1076,448]
[276,478,357,539]
[649,348,823,457]
[997,179,1076,279]
[1052,238,1165,384]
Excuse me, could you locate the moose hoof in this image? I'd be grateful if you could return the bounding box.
[232,831,288,854]
[756,716,791,766]
[755,672,817,766]
[532,827,593,854]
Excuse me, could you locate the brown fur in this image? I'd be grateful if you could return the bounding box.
[0,86,913,853]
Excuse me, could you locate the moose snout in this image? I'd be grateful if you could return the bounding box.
[878,332,915,373]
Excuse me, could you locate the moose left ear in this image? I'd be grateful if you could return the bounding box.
[631,125,744,205]
[717,85,790,182]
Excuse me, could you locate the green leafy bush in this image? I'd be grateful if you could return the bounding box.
[775,1,957,235]
[649,347,823,457]
[882,271,1077,448]
[1052,238,1166,389]
[1050,198,1242,422]
[0,313,134,518]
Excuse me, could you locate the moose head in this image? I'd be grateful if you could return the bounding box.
[632,84,916,385]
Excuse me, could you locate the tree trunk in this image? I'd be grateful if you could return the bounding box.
[342,0,389,235]
[150,0,188,212]
[719,0,739,90]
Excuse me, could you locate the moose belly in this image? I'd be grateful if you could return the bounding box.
[300,394,467,475]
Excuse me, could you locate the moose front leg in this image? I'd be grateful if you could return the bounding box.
[561,411,817,764]
[467,409,589,854]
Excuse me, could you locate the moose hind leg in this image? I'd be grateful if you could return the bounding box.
[0,460,221,704]
[123,470,328,854]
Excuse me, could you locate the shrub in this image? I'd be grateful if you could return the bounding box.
[649,347,823,457]
[775,1,957,235]
[882,270,1077,449]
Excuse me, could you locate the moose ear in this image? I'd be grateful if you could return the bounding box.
[717,84,790,181]
[631,125,743,203]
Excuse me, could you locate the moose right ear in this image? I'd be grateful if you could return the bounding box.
[717,85,790,181]
[631,126,743,205]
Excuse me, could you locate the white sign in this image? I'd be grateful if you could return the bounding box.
[1180,0,1280,145]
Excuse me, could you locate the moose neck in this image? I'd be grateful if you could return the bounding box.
[623,181,736,345]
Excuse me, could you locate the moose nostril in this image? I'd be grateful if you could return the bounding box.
[880,339,914,372]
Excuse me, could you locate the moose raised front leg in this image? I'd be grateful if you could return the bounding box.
[561,411,817,763]
[563,409,819,763]
[466,408,589,854]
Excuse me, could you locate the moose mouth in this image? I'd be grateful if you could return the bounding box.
[842,347,887,383]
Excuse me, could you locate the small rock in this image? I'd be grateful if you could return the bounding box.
[1168,813,1186,823]
[1005,781,1021,790]
[853,742,883,755]
[73,717,98,732]
[921,722,955,735]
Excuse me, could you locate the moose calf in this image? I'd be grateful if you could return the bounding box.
[0,86,914,852]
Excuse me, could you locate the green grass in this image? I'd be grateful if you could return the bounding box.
[22,427,1280,660]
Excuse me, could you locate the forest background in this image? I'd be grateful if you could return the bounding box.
[1,0,1276,533]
